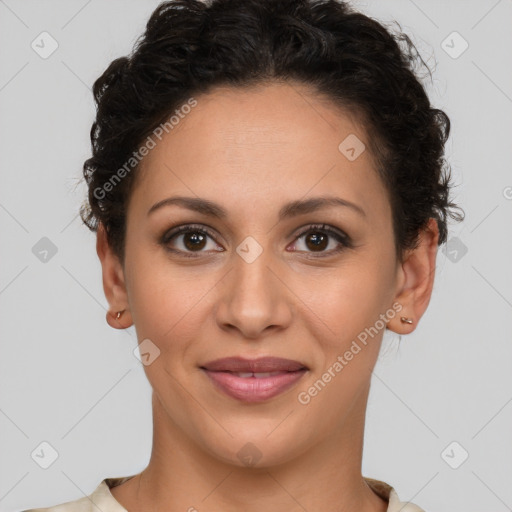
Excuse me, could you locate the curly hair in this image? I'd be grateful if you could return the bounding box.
[80,0,464,263]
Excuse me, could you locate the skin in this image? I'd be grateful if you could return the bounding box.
[97,81,439,512]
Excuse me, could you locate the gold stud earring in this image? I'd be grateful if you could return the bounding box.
[400,316,413,324]
[115,310,125,320]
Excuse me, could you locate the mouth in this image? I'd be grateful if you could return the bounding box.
[200,356,308,403]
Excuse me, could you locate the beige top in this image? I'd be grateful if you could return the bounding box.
[25,475,425,511]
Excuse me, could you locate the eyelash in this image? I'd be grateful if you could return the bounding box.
[161,223,352,259]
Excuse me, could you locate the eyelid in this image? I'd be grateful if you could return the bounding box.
[292,223,350,243]
[161,223,219,243]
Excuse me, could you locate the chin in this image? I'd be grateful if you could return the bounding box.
[198,421,311,470]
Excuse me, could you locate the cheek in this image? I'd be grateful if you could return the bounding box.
[125,245,210,343]
[292,268,394,431]
[294,262,394,346]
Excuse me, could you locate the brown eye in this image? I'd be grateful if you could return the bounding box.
[303,232,329,252]
[161,224,223,257]
[291,224,351,256]
[182,231,207,251]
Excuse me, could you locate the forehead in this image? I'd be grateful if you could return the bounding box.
[129,82,390,223]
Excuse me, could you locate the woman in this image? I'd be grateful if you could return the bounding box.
[26,0,463,510]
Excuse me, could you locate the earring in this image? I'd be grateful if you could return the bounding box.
[115,310,125,320]
[400,316,413,324]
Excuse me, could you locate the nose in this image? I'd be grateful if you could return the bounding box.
[215,246,293,340]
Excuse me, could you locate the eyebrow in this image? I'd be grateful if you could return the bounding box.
[147,195,366,220]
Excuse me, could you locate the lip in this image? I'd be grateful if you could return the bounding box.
[200,357,308,403]
[201,356,308,373]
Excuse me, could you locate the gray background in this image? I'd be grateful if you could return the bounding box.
[0,1,511,511]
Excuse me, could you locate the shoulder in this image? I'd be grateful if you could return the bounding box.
[22,478,128,512]
[25,475,425,512]
[364,477,426,512]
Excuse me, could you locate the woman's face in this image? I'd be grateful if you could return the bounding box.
[107,82,409,467]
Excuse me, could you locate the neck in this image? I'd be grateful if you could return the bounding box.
[113,388,387,512]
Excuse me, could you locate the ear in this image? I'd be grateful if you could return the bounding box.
[387,218,439,334]
[96,222,133,329]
